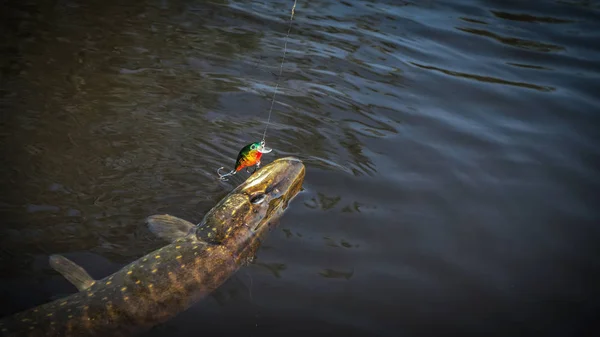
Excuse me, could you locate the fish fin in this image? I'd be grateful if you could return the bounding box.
[49,255,96,291]
[146,214,196,242]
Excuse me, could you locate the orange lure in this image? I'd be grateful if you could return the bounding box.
[217,141,272,181]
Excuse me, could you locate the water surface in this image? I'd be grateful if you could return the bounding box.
[1,0,599,336]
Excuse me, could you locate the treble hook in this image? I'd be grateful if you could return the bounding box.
[217,167,236,181]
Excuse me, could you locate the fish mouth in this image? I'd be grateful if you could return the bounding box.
[239,156,305,228]
[241,157,305,195]
[267,157,305,203]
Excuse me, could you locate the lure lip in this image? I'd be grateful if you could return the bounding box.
[258,141,272,154]
[258,146,272,154]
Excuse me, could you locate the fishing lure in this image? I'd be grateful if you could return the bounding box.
[217,140,272,181]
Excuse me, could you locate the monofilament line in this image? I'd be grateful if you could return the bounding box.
[262,0,297,143]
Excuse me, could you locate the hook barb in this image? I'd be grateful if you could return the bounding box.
[217,167,236,181]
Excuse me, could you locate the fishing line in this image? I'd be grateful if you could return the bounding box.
[217,0,298,181]
[262,0,297,144]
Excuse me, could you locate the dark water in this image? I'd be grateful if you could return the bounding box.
[1,0,599,336]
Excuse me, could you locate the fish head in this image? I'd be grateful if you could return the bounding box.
[238,156,305,225]
[197,157,305,250]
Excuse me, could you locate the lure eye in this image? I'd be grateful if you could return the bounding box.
[251,144,257,150]
[250,193,266,204]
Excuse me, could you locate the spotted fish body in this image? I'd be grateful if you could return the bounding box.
[1,238,236,337]
[0,157,305,337]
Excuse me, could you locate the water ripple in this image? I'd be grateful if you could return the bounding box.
[410,62,555,92]
[456,27,566,52]
[1,0,599,335]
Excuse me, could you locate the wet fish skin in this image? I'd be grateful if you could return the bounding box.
[0,157,305,337]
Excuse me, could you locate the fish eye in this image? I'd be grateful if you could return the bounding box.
[251,144,257,150]
[250,193,266,204]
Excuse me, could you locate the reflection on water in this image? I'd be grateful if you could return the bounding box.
[1,0,599,336]
[319,268,354,280]
[254,262,287,279]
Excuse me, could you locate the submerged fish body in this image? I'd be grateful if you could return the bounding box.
[0,157,305,337]
[0,237,233,337]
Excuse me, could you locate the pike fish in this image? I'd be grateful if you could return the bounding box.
[0,157,305,337]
